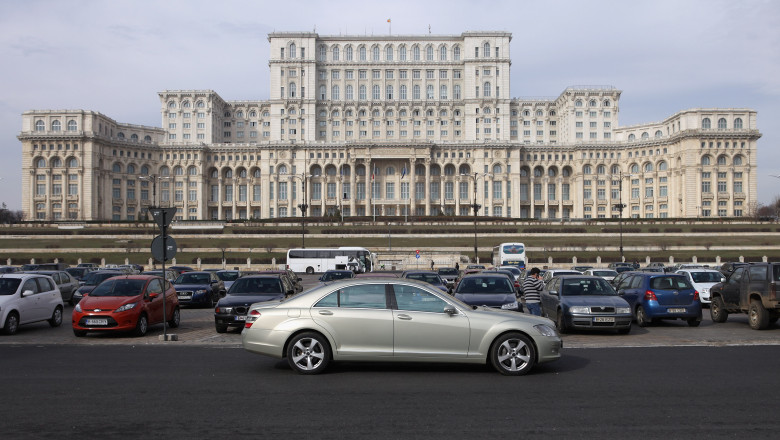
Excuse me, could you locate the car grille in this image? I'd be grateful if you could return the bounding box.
[589,306,615,314]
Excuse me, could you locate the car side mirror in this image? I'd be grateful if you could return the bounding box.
[444,306,458,316]
[22,290,34,297]
[148,292,160,300]
[720,277,726,283]
[549,290,559,297]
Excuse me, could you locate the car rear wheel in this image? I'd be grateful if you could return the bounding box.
[490,332,536,376]
[167,307,180,328]
[305,267,315,275]
[3,312,19,335]
[133,314,148,337]
[710,296,728,323]
[287,332,331,375]
[48,306,63,327]
[748,299,769,330]
[636,306,651,327]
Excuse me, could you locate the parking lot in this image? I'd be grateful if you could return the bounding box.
[2,273,778,348]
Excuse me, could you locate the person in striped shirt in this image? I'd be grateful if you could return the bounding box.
[522,267,544,316]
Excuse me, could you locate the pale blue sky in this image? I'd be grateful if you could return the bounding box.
[2,0,779,210]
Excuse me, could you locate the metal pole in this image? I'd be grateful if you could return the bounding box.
[473,172,478,263]
[161,211,167,340]
[619,173,624,262]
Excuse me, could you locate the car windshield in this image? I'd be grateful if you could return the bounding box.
[83,272,120,286]
[0,279,22,295]
[455,276,513,294]
[321,271,353,281]
[650,276,693,290]
[176,273,211,284]
[501,267,522,276]
[216,271,240,282]
[89,279,146,297]
[561,278,617,296]
[66,268,86,276]
[690,272,722,283]
[406,273,443,285]
[592,270,618,277]
[228,278,283,295]
[438,268,459,276]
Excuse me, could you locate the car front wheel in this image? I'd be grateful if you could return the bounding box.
[133,314,148,337]
[490,332,536,376]
[2,312,19,335]
[168,307,180,328]
[556,310,569,334]
[286,332,331,374]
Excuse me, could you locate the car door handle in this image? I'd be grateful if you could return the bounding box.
[397,314,412,320]
[318,310,333,315]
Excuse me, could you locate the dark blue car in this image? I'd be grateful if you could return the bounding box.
[214,275,294,332]
[540,275,632,334]
[400,270,450,293]
[453,273,519,311]
[173,271,225,308]
[615,273,702,327]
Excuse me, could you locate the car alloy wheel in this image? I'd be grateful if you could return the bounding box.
[134,314,148,337]
[287,332,330,374]
[168,307,180,328]
[48,307,63,327]
[636,306,650,327]
[490,332,536,376]
[3,312,19,335]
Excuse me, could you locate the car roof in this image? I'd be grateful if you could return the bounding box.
[0,273,50,280]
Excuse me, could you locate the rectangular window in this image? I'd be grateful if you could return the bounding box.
[534,183,542,201]
[385,182,395,200]
[356,183,365,200]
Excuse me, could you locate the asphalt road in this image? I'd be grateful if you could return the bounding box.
[0,344,778,439]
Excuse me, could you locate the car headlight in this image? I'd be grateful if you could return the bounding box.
[534,324,559,337]
[216,307,233,314]
[74,303,82,313]
[115,303,137,313]
[569,306,590,314]
[501,301,519,310]
[616,307,631,314]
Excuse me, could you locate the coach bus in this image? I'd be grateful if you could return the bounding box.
[492,243,527,270]
[286,247,374,274]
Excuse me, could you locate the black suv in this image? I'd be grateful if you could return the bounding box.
[709,263,780,330]
[214,274,296,333]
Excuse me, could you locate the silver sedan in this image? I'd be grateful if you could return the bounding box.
[242,278,562,375]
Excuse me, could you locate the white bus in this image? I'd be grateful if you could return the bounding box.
[286,247,374,274]
[492,243,527,270]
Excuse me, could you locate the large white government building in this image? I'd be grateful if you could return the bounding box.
[19,31,760,222]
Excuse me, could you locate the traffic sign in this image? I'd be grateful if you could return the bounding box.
[151,235,177,262]
[150,207,177,230]
[415,249,420,259]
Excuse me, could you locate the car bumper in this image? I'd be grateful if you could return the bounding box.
[536,335,563,364]
[215,314,248,328]
[72,311,141,332]
[566,313,633,330]
[176,291,212,306]
[645,302,702,320]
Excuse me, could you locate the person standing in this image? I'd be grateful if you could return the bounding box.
[455,262,460,272]
[522,267,544,316]
[430,260,435,271]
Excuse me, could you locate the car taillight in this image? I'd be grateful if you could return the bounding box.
[694,290,700,301]
[245,309,261,328]
[644,290,658,301]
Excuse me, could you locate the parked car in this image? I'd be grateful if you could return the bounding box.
[214,275,295,333]
[719,262,748,278]
[582,269,619,282]
[20,263,69,271]
[498,266,523,282]
[77,263,100,269]
[0,273,64,335]
[241,278,562,375]
[542,269,582,283]
[437,267,461,287]
[466,264,486,270]
[614,273,702,327]
[318,270,355,283]
[0,266,20,274]
[540,275,632,334]
[709,263,780,330]
[614,266,635,274]
[400,270,450,293]
[571,266,593,273]
[610,270,639,288]
[25,270,80,305]
[215,270,242,290]
[172,271,225,307]
[71,270,126,304]
[484,268,522,294]
[168,266,195,275]
[261,270,303,294]
[143,269,178,282]
[607,262,634,270]
[72,275,180,337]
[453,273,520,311]
[647,262,666,269]
[65,267,96,282]
[640,267,665,273]
[675,269,724,305]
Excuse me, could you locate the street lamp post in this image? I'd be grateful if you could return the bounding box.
[463,172,489,263]
[611,171,635,262]
[293,173,309,248]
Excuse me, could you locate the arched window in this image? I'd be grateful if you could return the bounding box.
[332,85,339,100]
[520,167,529,177]
[459,164,470,175]
[372,45,379,61]
[130,134,138,141]
[355,165,365,176]
[536,110,543,117]
[385,166,395,176]
[589,100,597,107]
[35,157,46,167]
[210,169,218,178]
[310,165,321,176]
[413,45,420,60]
[276,164,287,175]
[359,85,367,101]
[718,118,727,129]
[717,155,728,165]
[112,163,122,173]
[603,99,611,107]
[253,168,261,178]
[444,164,456,176]
[346,85,354,100]
[439,45,447,61]
[644,162,653,172]
[160,166,170,176]
[582,165,592,175]
[701,155,711,166]
[385,45,392,61]
[359,46,366,60]
[430,165,440,176]
[290,43,297,58]
[575,100,583,107]
[628,134,636,141]
[196,101,205,108]
[426,45,433,60]
[35,120,45,131]
[596,165,606,175]
[493,164,503,174]
[453,45,460,60]
[50,157,62,167]
[174,166,183,175]
[657,161,667,171]
[67,120,77,131]
[630,164,640,173]
[483,82,491,97]
[188,166,198,175]
[224,169,233,179]
[289,83,296,98]
[534,167,544,177]
[611,165,620,175]
[548,167,558,177]
[238,168,247,178]
[127,164,135,174]
[236,111,244,118]
[641,132,649,139]
[734,155,744,166]
[168,101,176,109]
[702,118,711,129]
[51,120,61,131]
[345,45,353,60]
[483,42,490,57]
[67,157,78,168]
[655,130,663,138]
[415,164,425,175]
[182,101,190,108]
[399,45,406,60]
[734,118,743,129]
[341,165,351,176]
[141,165,150,175]
[144,135,152,143]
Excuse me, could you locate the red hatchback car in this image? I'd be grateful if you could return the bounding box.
[72,275,180,337]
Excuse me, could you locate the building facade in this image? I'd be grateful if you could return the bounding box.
[19,31,760,221]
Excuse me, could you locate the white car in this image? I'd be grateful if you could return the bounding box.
[582,269,619,282]
[0,273,64,335]
[675,269,724,304]
[542,269,583,283]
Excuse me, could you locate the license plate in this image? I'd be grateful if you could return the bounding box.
[593,316,615,323]
[86,318,108,326]
[178,295,192,300]
[235,315,247,321]
[668,308,686,313]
